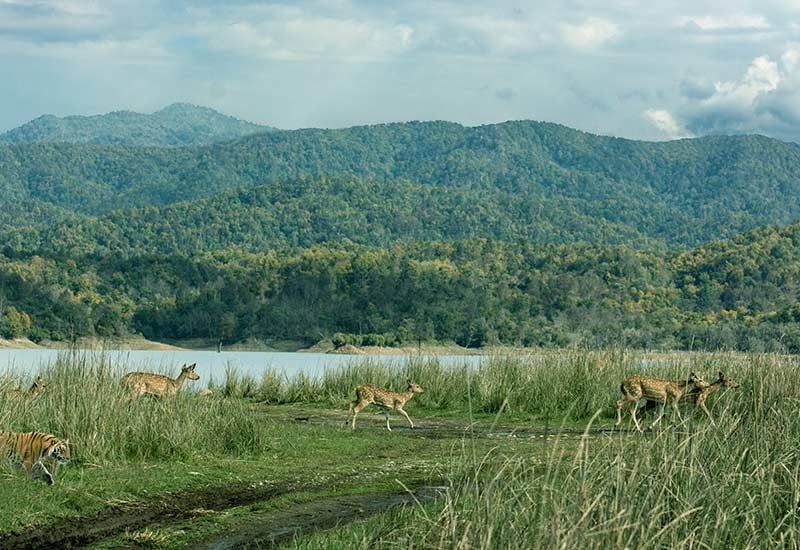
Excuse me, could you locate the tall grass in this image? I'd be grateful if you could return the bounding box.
[0,350,270,464]
[232,349,754,420]
[292,352,800,549]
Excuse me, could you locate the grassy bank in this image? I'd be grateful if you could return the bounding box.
[0,349,796,548]
[217,349,760,422]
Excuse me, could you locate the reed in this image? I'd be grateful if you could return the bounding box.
[0,350,269,464]
[292,352,800,549]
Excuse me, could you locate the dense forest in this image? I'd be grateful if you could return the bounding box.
[0,103,273,147]
[1,121,800,251]
[2,222,800,352]
[2,111,800,351]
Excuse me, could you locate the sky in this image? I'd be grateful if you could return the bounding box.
[1,0,799,142]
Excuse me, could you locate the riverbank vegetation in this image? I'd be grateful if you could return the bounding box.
[3,221,800,352]
[0,349,795,548]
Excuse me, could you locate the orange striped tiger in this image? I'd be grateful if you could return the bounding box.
[0,431,70,485]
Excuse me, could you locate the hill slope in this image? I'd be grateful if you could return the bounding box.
[3,221,800,351]
[1,120,800,252]
[0,103,274,146]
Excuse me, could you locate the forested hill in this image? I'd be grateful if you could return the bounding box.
[3,222,800,352]
[1,120,800,251]
[0,103,274,147]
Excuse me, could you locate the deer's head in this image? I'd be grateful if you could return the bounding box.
[182,363,200,381]
[718,371,739,388]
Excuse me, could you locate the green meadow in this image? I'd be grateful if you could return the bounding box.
[0,350,796,548]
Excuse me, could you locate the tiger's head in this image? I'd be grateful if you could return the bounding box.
[47,438,70,464]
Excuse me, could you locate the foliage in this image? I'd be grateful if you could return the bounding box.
[1,122,800,253]
[2,222,800,351]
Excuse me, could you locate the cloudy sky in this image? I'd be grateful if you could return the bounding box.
[1,0,799,141]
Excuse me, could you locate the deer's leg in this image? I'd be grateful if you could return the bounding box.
[696,394,715,425]
[672,397,684,425]
[383,408,392,431]
[616,392,639,428]
[630,400,643,432]
[615,398,626,427]
[350,401,369,430]
[649,401,667,431]
[397,407,414,429]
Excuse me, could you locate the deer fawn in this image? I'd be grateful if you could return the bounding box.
[638,371,739,425]
[615,372,709,432]
[7,376,47,399]
[122,363,200,399]
[347,380,424,431]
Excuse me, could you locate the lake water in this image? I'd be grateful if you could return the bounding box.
[0,349,484,388]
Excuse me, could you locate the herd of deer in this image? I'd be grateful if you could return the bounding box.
[2,363,738,433]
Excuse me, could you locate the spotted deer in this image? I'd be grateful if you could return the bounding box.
[122,363,199,399]
[347,380,424,431]
[639,371,739,425]
[7,376,47,399]
[615,372,709,432]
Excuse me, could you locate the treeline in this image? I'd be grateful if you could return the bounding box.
[2,121,800,251]
[0,176,654,255]
[3,224,800,351]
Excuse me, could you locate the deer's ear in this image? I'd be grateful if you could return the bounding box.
[719,371,724,377]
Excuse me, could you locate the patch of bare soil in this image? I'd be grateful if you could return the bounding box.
[190,486,446,549]
[0,337,41,349]
[36,337,186,351]
[272,407,626,439]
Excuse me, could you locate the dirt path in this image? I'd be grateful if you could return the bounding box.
[267,407,630,440]
[191,486,446,549]
[0,479,322,549]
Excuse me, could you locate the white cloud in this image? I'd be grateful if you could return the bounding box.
[196,9,416,62]
[664,44,800,140]
[453,15,550,53]
[679,14,770,30]
[560,18,620,50]
[643,109,692,138]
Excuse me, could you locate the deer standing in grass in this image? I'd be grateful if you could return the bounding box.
[7,376,46,399]
[122,363,199,399]
[638,371,739,425]
[615,372,709,432]
[347,380,424,431]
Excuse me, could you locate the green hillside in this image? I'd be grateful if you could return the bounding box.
[1,121,799,253]
[0,103,273,147]
[2,222,800,352]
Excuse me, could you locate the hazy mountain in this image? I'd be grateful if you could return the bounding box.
[0,103,274,147]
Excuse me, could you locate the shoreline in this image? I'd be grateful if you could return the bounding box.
[0,336,186,351]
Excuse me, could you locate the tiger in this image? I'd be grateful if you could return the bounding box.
[0,431,70,485]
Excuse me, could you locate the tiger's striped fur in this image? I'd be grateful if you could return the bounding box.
[0,431,70,485]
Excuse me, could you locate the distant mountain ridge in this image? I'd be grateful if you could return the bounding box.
[0,103,275,146]
[2,119,800,253]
